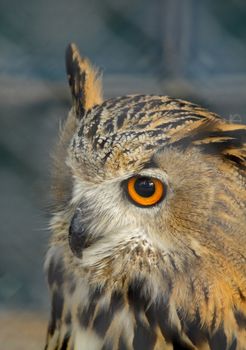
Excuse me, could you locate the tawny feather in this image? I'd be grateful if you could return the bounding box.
[45,44,246,350]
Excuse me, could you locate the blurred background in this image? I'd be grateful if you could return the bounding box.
[1,0,246,348]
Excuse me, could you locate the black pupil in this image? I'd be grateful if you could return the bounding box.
[134,177,155,197]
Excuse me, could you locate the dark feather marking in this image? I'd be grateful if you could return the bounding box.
[145,303,158,328]
[238,287,246,302]
[156,138,168,145]
[65,311,71,325]
[189,279,195,296]
[195,131,245,167]
[229,338,237,350]
[208,328,227,350]
[176,307,185,330]
[171,122,244,147]
[168,125,245,170]
[67,275,76,294]
[199,140,242,156]
[144,144,157,151]
[127,279,156,349]
[234,310,246,329]
[116,108,131,129]
[210,305,217,331]
[47,257,65,287]
[92,290,124,336]
[78,138,86,151]
[140,115,201,135]
[148,111,161,117]
[72,137,76,149]
[147,303,195,349]
[89,106,101,124]
[134,121,152,129]
[164,98,200,109]
[129,94,150,103]
[137,139,163,153]
[160,270,173,296]
[77,304,94,329]
[87,121,99,139]
[172,341,194,350]
[65,44,85,117]
[102,150,113,162]
[77,124,85,137]
[181,112,210,119]
[77,287,102,329]
[148,129,166,137]
[111,290,125,311]
[131,102,149,114]
[226,154,246,169]
[60,332,70,350]
[146,302,174,342]
[147,98,169,108]
[132,321,156,350]
[101,342,113,350]
[151,119,193,132]
[118,336,128,350]
[170,135,195,151]
[94,136,108,150]
[49,290,64,336]
[104,120,114,133]
[192,128,246,142]
[188,247,200,259]
[133,111,147,120]
[142,157,159,169]
[127,278,148,310]
[168,254,178,272]
[91,106,104,120]
[162,109,201,116]
[185,309,208,346]
[101,94,145,109]
[224,189,245,215]
[162,99,180,106]
[102,127,159,162]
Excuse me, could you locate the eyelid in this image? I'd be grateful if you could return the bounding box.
[136,170,167,183]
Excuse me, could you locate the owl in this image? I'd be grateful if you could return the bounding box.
[44,43,246,350]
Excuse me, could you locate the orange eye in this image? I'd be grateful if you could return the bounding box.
[127,176,165,207]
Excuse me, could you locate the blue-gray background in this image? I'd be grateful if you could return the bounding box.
[1,0,246,314]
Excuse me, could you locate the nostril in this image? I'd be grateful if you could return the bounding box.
[68,210,90,258]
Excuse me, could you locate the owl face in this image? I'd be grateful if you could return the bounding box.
[63,95,226,292]
[50,45,245,298]
[45,45,246,349]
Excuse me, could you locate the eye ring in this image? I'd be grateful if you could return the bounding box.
[127,176,165,207]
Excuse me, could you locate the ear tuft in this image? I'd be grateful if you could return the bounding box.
[65,43,103,118]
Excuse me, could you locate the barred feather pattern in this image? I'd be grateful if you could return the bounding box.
[45,47,246,350]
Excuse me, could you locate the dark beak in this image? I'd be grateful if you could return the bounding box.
[68,208,91,258]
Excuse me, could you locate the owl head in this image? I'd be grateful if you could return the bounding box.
[49,44,246,325]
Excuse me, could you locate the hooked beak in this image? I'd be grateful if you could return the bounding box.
[68,207,92,258]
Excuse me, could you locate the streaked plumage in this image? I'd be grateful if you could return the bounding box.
[44,43,246,350]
